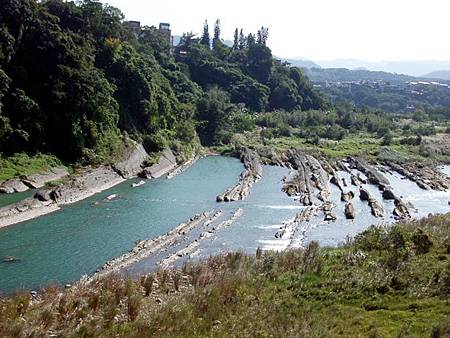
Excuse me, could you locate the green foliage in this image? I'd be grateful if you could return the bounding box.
[381,131,393,146]
[0,0,330,163]
[175,28,325,114]
[0,153,63,181]
[0,0,203,164]
[200,20,210,47]
[196,87,232,145]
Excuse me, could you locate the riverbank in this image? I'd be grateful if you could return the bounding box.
[0,145,200,229]
[1,213,448,337]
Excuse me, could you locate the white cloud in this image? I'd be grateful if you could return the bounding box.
[100,0,450,61]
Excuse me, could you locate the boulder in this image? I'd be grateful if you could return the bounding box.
[322,202,336,221]
[359,188,370,201]
[382,188,396,200]
[341,191,355,202]
[345,203,355,219]
[351,174,366,186]
[330,174,344,191]
[34,190,53,202]
[393,198,411,219]
[0,179,29,194]
[369,198,384,218]
[141,148,177,179]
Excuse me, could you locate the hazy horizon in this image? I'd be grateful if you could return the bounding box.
[100,0,450,63]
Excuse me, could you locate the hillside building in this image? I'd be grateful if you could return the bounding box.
[159,22,173,47]
[123,21,141,36]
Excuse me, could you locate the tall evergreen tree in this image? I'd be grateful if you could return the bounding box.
[257,26,269,45]
[212,19,220,50]
[247,33,256,47]
[200,20,210,48]
[239,29,246,50]
[233,28,239,50]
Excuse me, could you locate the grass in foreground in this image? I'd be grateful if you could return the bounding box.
[1,214,449,337]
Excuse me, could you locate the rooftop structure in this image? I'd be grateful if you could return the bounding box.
[124,21,141,36]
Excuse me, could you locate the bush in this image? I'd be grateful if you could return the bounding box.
[142,133,167,153]
[381,132,393,146]
[260,129,274,139]
[412,229,433,254]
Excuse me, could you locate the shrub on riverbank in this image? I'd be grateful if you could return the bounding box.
[0,153,63,181]
[1,213,449,337]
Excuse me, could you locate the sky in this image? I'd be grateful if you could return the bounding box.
[99,0,450,62]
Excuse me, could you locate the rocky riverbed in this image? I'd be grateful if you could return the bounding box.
[91,212,214,279]
[242,147,450,248]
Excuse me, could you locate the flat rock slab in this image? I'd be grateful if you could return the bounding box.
[53,166,124,205]
[142,149,177,179]
[23,167,69,189]
[0,179,29,194]
[113,142,149,179]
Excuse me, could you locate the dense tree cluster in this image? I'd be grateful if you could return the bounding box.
[254,108,394,141]
[0,0,327,163]
[0,0,201,163]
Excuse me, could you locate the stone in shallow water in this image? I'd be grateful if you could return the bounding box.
[345,203,355,219]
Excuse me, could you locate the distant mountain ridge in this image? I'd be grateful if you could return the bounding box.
[303,67,416,84]
[422,70,450,81]
[283,57,450,78]
[277,58,321,69]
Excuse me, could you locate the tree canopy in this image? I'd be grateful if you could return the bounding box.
[0,0,326,165]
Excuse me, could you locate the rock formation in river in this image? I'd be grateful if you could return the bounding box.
[359,188,384,217]
[282,149,331,206]
[341,191,355,202]
[216,148,262,202]
[275,207,317,239]
[348,157,390,187]
[382,187,396,200]
[387,162,450,191]
[345,203,355,219]
[393,198,411,220]
[322,201,337,221]
[350,174,366,186]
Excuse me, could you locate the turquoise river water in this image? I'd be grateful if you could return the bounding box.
[0,156,449,294]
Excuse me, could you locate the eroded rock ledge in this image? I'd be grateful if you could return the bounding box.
[283,149,331,207]
[387,162,450,191]
[347,157,390,187]
[0,167,70,194]
[92,212,215,279]
[159,208,243,268]
[216,148,263,202]
[359,188,384,218]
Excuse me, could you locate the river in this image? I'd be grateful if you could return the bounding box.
[0,157,449,294]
